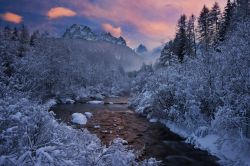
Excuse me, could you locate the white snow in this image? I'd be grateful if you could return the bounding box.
[113,138,128,145]
[49,111,56,116]
[45,99,57,107]
[6,126,18,132]
[94,94,105,100]
[149,118,158,123]
[87,100,104,104]
[190,134,220,154]
[194,126,209,138]
[11,112,22,120]
[162,121,250,165]
[65,98,75,104]
[110,95,119,98]
[94,125,101,129]
[71,113,87,125]
[84,112,93,119]
[61,98,75,104]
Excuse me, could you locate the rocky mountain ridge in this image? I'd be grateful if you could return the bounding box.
[63,24,126,46]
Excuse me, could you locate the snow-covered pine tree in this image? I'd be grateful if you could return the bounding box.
[3,26,12,40]
[218,0,235,42]
[186,14,197,57]
[19,24,29,44]
[11,27,19,41]
[236,0,250,17]
[18,24,30,57]
[159,40,176,66]
[173,14,188,63]
[30,30,40,46]
[198,5,212,51]
[210,2,221,46]
[0,28,15,78]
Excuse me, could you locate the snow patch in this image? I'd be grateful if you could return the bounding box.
[11,112,22,120]
[162,121,250,165]
[194,126,209,138]
[84,112,93,119]
[87,100,104,104]
[94,94,105,100]
[60,98,75,104]
[149,118,158,123]
[65,98,75,104]
[6,126,18,132]
[71,113,87,125]
[45,99,57,107]
[94,125,101,129]
[49,111,56,116]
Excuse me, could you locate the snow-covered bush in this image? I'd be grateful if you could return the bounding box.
[212,107,246,137]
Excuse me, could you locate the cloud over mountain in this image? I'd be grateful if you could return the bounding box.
[102,23,122,37]
[47,7,76,19]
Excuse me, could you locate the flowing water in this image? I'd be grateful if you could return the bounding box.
[52,97,219,166]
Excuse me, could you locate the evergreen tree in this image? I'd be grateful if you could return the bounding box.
[174,14,188,63]
[11,27,19,41]
[0,28,14,78]
[210,2,221,45]
[19,24,30,44]
[18,25,30,57]
[236,0,249,17]
[218,0,234,42]
[159,40,175,66]
[186,14,197,56]
[3,26,11,40]
[198,5,212,51]
[2,55,13,77]
[30,30,40,46]
[41,31,50,38]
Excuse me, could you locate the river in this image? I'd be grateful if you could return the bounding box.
[52,97,219,166]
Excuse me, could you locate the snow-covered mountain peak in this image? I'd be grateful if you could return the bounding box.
[135,44,148,54]
[63,24,126,46]
[63,24,95,40]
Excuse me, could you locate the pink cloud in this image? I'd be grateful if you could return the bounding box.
[0,12,22,24]
[47,7,76,19]
[102,23,122,37]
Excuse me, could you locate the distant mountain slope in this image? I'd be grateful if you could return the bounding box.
[133,44,163,65]
[135,44,148,54]
[39,38,142,71]
[63,24,126,46]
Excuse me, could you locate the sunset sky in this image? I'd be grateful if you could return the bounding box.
[0,0,226,49]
